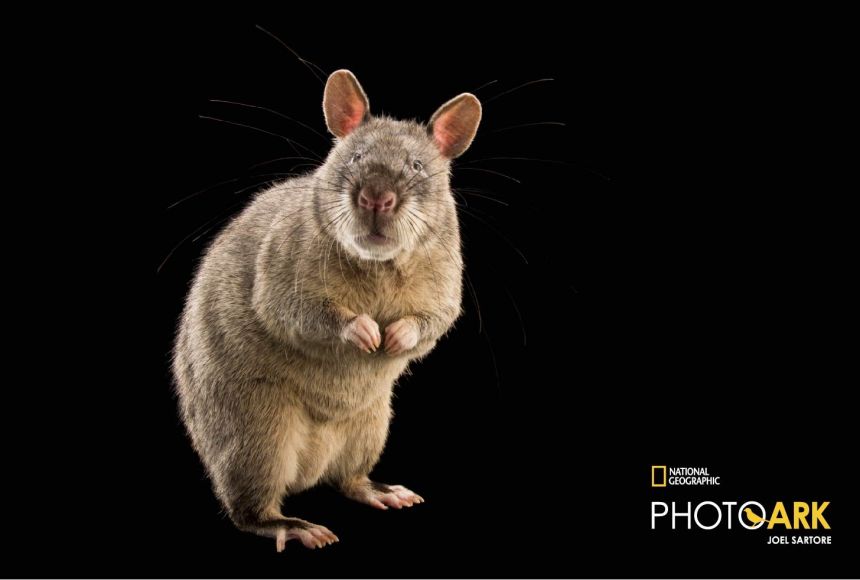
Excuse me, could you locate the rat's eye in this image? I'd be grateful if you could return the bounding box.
[411,159,424,172]
[350,152,363,164]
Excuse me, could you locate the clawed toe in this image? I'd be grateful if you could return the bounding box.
[274,522,339,552]
[343,480,425,510]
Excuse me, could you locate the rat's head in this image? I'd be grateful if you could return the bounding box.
[313,70,481,261]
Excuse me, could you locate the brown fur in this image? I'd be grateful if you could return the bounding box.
[173,70,480,548]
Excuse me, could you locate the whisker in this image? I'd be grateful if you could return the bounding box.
[448,199,501,228]
[482,330,501,389]
[404,168,450,194]
[457,166,521,184]
[228,179,279,199]
[209,99,329,141]
[326,146,358,188]
[451,190,469,207]
[240,177,342,198]
[321,224,338,294]
[456,189,509,206]
[463,156,611,182]
[314,174,352,192]
[484,78,554,104]
[177,198,346,276]
[463,156,571,166]
[288,163,321,173]
[457,206,528,264]
[168,173,304,210]
[412,230,442,302]
[464,270,483,334]
[191,214,237,244]
[255,25,325,85]
[275,205,334,255]
[472,79,499,93]
[248,156,321,169]
[334,229,347,283]
[504,287,527,347]
[334,166,357,191]
[490,121,567,133]
[405,209,500,387]
[404,208,461,268]
[198,115,322,160]
[400,140,447,191]
[168,176,244,209]
[237,171,301,179]
[305,60,328,80]
[157,201,247,273]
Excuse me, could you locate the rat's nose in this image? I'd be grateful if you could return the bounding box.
[358,188,397,213]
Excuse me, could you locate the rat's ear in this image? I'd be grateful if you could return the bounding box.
[323,69,370,138]
[428,93,482,158]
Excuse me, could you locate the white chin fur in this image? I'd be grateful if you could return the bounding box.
[346,238,402,262]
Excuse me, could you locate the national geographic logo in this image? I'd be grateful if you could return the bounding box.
[651,465,720,487]
[649,465,832,545]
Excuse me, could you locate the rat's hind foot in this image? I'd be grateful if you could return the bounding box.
[274,519,339,552]
[244,517,339,552]
[340,477,425,510]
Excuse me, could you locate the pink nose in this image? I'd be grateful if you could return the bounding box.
[358,189,396,213]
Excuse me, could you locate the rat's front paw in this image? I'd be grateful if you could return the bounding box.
[341,314,381,353]
[384,318,419,355]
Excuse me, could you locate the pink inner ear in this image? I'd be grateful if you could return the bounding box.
[432,112,461,155]
[340,102,364,135]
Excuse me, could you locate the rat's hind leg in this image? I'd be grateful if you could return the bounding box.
[330,398,425,510]
[223,476,339,551]
[212,409,339,551]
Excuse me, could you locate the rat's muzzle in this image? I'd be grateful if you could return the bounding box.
[358,187,397,214]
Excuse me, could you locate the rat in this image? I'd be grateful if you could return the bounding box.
[173,69,481,551]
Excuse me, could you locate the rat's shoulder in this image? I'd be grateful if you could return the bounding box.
[205,175,314,257]
[231,175,315,233]
[251,175,316,209]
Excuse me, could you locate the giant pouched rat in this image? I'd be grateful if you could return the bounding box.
[173,70,481,551]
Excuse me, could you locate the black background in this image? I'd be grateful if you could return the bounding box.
[9,14,854,579]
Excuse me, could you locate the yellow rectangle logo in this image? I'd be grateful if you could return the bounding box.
[652,465,667,487]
